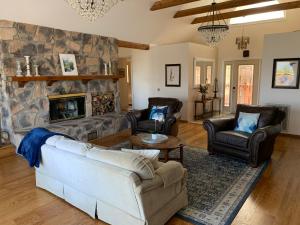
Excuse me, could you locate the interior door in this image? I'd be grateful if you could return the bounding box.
[223,59,260,113]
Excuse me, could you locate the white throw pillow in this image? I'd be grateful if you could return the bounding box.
[87,149,155,180]
[121,149,160,170]
[55,139,93,156]
[46,135,68,146]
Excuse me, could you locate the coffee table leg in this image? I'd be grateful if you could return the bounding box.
[164,150,169,163]
[180,145,183,163]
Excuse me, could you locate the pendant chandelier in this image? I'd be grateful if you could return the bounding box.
[198,0,229,47]
[66,0,124,22]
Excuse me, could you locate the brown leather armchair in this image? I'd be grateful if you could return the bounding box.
[203,104,285,167]
[126,97,183,136]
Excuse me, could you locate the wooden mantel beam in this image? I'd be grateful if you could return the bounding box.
[117,40,150,50]
[192,0,300,24]
[151,0,201,11]
[174,0,271,18]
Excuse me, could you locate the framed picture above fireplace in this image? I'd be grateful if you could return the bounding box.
[59,54,78,76]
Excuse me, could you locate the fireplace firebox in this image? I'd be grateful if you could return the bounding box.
[49,93,86,123]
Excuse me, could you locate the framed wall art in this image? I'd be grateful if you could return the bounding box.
[165,64,181,87]
[272,58,300,89]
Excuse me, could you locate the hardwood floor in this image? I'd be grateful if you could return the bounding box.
[0,123,299,225]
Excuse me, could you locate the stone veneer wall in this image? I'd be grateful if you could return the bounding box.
[0,20,120,145]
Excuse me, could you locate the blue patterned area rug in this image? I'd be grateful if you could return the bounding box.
[177,148,268,225]
[111,142,267,225]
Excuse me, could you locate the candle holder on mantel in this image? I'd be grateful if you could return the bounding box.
[16,60,23,77]
[24,56,32,77]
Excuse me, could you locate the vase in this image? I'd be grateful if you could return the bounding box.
[202,94,206,101]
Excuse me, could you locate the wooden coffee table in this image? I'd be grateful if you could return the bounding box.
[129,134,184,163]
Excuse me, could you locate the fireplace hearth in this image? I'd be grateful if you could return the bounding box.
[49,93,86,123]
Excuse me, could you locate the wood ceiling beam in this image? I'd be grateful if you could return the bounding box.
[174,0,272,18]
[192,0,300,24]
[117,40,150,50]
[151,0,201,11]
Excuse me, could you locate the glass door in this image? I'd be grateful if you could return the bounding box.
[223,60,260,113]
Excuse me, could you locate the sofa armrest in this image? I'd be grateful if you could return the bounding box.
[173,112,182,120]
[135,161,186,194]
[249,124,282,167]
[126,109,149,134]
[203,117,235,133]
[203,117,235,154]
[250,124,282,143]
[127,109,149,121]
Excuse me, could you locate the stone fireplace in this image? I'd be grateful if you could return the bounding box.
[0,20,128,146]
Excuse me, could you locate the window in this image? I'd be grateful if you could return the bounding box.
[206,66,212,84]
[230,0,284,25]
[194,66,201,88]
[224,65,232,107]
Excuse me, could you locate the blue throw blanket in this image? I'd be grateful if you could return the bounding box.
[17,128,72,168]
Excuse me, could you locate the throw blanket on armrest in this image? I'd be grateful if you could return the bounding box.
[17,127,73,168]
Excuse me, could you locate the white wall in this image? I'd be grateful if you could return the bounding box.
[215,10,300,97]
[119,42,216,121]
[260,31,300,135]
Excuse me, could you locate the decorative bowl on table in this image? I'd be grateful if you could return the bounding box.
[138,133,168,144]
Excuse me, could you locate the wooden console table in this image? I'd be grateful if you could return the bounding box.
[194,97,221,120]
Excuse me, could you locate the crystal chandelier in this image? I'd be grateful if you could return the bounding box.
[198,0,229,47]
[66,0,124,22]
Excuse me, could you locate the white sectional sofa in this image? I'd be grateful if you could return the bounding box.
[36,136,188,225]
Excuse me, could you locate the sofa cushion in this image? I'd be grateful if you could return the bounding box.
[87,148,155,180]
[121,149,160,169]
[137,120,163,133]
[235,104,277,128]
[55,139,93,156]
[215,131,251,149]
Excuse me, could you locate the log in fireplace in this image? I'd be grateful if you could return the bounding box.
[49,93,86,123]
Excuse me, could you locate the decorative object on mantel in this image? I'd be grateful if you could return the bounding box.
[104,63,108,75]
[272,58,300,89]
[198,0,229,47]
[24,56,32,77]
[199,84,208,101]
[16,60,23,77]
[33,64,40,77]
[165,64,181,87]
[59,54,78,76]
[108,61,112,75]
[66,0,124,22]
[213,78,219,98]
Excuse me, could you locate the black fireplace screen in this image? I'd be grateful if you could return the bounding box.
[49,96,85,123]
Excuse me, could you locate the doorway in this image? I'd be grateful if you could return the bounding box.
[118,57,132,111]
[223,59,261,113]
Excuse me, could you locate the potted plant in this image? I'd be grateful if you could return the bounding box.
[199,84,208,101]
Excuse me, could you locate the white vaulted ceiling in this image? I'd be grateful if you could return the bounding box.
[0,0,300,45]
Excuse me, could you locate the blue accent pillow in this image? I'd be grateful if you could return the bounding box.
[149,106,168,122]
[234,112,260,133]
